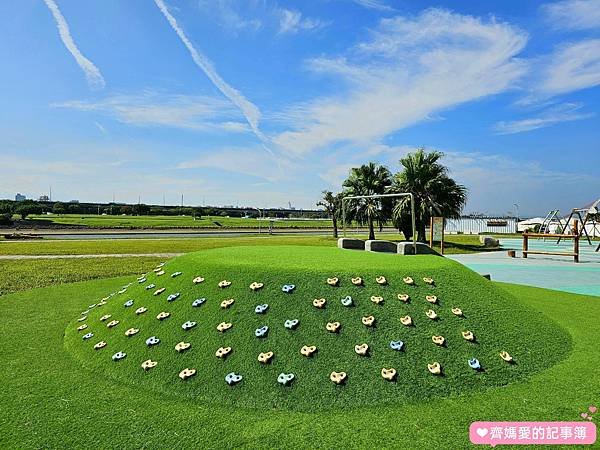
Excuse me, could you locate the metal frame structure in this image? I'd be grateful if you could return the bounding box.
[341,193,417,254]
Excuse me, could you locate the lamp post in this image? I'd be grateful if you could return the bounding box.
[254,208,262,234]
[513,203,519,233]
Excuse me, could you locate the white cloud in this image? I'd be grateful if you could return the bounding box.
[538,39,600,96]
[197,0,262,32]
[176,147,292,182]
[352,0,394,11]
[53,92,250,133]
[154,0,268,145]
[273,9,528,154]
[494,102,594,134]
[541,0,600,30]
[43,0,105,89]
[277,8,329,34]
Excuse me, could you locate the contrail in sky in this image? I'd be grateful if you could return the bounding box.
[154,0,271,150]
[43,0,105,89]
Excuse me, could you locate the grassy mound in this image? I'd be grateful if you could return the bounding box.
[64,246,570,411]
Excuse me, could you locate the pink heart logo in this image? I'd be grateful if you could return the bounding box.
[589,406,597,414]
[581,412,588,419]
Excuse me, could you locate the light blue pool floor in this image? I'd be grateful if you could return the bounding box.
[448,238,600,296]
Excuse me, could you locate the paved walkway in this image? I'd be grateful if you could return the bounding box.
[0,253,183,260]
[449,238,600,296]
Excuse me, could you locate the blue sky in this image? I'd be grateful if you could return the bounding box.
[0,0,599,216]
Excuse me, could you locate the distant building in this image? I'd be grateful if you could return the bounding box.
[69,200,80,204]
[15,193,26,202]
[39,195,49,201]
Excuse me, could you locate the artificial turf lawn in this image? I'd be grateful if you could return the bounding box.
[63,246,569,412]
[0,257,164,296]
[1,271,598,448]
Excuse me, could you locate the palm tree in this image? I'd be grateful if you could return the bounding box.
[317,190,343,238]
[342,162,392,240]
[390,148,467,242]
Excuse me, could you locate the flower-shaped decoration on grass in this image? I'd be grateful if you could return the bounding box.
[175,341,191,353]
[451,307,463,316]
[93,341,106,350]
[123,300,134,307]
[326,277,339,286]
[181,321,196,331]
[192,276,204,284]
[397,294,410,303]
[257,351,273,363]
[400,315,412,326]
[432,335,445,346]
[341,296,353,307]
[179,368,196,380]
[216,322,232,332]
[82,332,94,340]
[425,309,438,320]
[220,298,235,309]
[171,271,182,278]
[468,358,481,370]
[500,351,513,362]
[249,282,264,291]
[138,277,147,284]
[156,270,165,276]
[312,298,326,309]
[254,304,269,314]
[462,330,475,342]
[326,321,341,333]
[135,307,147,315]
[428,362,441,375]
[281,284,295,293]
[284,319,299,330]
[354,343,369,356]
[124,327,139,337]
[153,288,165,296]
[425,295,438,304]
[78,316,87,322]
[277,373,295,386]
[77,324,88,331]
[145,284,156,290]
[156,311,170,321]
[167,293,180,302]
[225,372,242,386]
[381,368,396,381]
[389,340,404,351]
[371,296,384,305]
[112,351,126,361]
[192,298,206,307]
[330,371,347,385]
[255,325,269,338]
[351,277,363,286]
[99,314,111,322]
[423,277,435,285]
[375,276,387,285]
[218,280,231,288]
[106,320,119,328]
[403,277,414,286]
[145,336,160,347]
[300,345,316,357]
[361,315,375,327]
[215,346,232,358]
[141,359,157,371]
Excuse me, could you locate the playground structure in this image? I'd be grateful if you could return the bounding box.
[523,220,581,262]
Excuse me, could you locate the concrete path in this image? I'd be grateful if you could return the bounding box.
[0,253,183,260]
[448,238,600,296]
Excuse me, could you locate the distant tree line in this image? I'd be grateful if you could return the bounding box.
[0,200,328,225]
[317,148,468,241]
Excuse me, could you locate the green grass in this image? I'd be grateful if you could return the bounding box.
[64,246,567,412]
[26,214,335,229]
[0,248,598,448]
[0,234,493,256]
[0,257,163,296]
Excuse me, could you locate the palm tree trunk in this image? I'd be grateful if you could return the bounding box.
[368,217,375,240]
[332,216,338,238]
